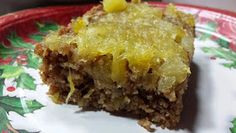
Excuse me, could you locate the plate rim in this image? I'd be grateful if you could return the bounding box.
[0,1,235,133]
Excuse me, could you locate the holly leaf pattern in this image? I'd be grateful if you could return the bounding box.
[0,78,4,96]
[26,52,41,69]
[222,62,236,69]
[206,22,217,32]
[0,44,20,59]
[0,106,40,133]
[199,20,236,69]
[198,33,212,41]
[0,21,58,133]
[16,73,36,90]
[0,96,44,116]
[37,22,58,33]
[30,34,44,42]
[197,21,217,41]
[0,107,9,131]
[0,65,23,78]
[16,129,40,133]
[231,118,236,133]
[30,22,59,42]
[202,47,236,62]
[8,33,34,49]
[202,47,236,68]
[216,38,230,48]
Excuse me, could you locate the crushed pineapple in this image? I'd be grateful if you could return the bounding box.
[165,4,195,27]
[66,69,76,103]
[103,0,127,13]
[131,0,141,3]
[44,3,194,91]
[111,56,127,83]
[71,18,85,33]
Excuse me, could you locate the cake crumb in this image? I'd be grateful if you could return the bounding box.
[138,118,155,132]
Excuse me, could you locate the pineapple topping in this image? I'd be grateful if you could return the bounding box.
[44,2,194,94]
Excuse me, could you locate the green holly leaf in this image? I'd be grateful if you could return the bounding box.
[16,73,36,90]
[215,38,229,48]
[206,22,217,32]
[0,78,4,96]
[37,22,58,33]
[0,106,40,133]
[16,129,40,133]
[0,107,9,131]
[30,34,44,42]
[0,96,44,116]
[8,33,34,49]
[26,52,41,69]
[27,59,40,69]
[0,65,23,78]
[202,47,236,62]
[202,47,236,69]
[198,33,212,41]
[30,22,58,42]
[197,22,217,41]
[0,43,20,59]
[231,118,236,133]
[222,62,236,69]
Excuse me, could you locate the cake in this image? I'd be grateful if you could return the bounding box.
[35,0,195,131]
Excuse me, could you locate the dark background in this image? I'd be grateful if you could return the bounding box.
[0,0,160,16]
[0,0,98,15]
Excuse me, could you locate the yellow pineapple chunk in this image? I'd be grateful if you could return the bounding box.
[111,57,127,84]
[131,0,141,3]
[66,70,76,103]
[103,0,127,13]
[71,17,85,33]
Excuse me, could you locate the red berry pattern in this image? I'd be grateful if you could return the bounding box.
[1,130,8,133]
[229,41,236,52]
[6,86,16,92]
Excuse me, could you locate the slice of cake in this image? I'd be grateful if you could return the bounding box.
[35,0,194,131]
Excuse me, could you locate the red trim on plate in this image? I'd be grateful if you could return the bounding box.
[149,2,236,17]
[0,4,95,43]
